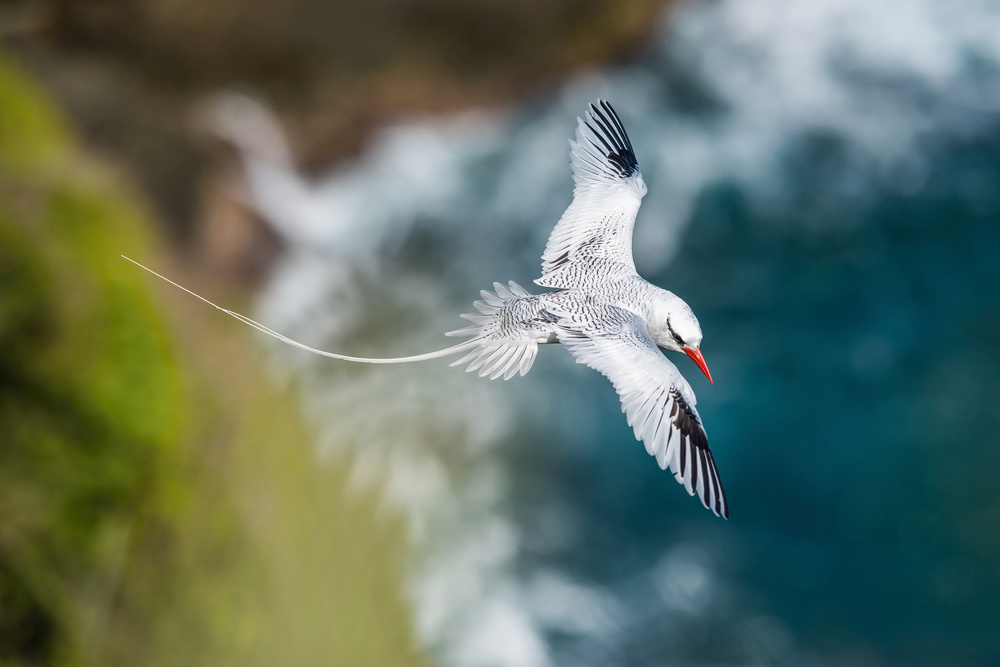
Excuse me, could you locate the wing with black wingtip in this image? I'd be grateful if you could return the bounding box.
[555,302,729,518]
[537,100,648,290]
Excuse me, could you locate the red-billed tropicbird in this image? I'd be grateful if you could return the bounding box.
[125,100,728,518]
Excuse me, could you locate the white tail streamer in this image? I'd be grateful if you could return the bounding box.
[121,256,481,364]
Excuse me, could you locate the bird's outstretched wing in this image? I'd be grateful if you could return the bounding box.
[555,302,728,518]
[536,100,648,290]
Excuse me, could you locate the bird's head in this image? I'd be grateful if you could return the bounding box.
[651,292,713,384]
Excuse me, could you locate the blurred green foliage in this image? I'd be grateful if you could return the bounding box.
[0,58,424,666]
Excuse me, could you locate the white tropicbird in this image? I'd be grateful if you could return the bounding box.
[125,100,728,518]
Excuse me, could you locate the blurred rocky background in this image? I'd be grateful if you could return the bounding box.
[4,0,663,273]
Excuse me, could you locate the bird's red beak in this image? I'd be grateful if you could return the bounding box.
[683,346,713,384]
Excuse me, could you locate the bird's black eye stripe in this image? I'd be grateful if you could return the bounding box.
[666,316,685,346]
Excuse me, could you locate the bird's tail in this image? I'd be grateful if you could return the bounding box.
[121,256,481,364]
[443,281,549,380]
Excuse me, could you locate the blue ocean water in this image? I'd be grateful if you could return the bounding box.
[232,1,1000,664]
[514,120,1000,665]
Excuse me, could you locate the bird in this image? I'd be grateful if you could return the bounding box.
[124,99,728,518]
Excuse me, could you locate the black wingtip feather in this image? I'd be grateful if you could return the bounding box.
[668,388,729,519]
[679,432,687,477]
[690,439,700,498]
[599,99,635,156]
[699,449,711,507]
[585,100,639,178]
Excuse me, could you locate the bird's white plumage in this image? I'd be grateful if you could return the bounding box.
[445,281,549,380]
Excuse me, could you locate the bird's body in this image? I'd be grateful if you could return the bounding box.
[125,99,729,518]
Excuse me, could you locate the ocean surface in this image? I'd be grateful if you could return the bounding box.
[226,1,1000,664]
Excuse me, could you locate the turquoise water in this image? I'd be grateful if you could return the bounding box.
[241,1,1000,664]
[512,121,1000,665]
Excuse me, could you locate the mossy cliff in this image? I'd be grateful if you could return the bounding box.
[0,58,423,667]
